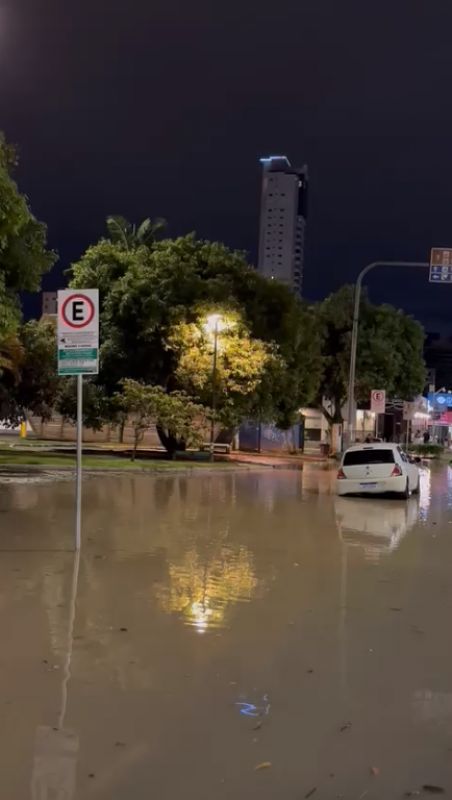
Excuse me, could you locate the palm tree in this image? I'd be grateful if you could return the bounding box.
[105,215,167,251]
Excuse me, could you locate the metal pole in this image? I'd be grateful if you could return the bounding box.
[346,261,429,449]
[209,322,218,462]
[75,374,83,550]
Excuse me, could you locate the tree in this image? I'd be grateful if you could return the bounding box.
[0,133,56,418]
[14,320,61,422]
[0,133,56,327]
[69,233,322,438]
[105,215,167,250]
[0,334,23,421]
[316,286,426,431]
[57,379,115,433]
[167,308,280,428]
[121,380,207,458]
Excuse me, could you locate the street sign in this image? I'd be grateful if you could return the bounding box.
[57,289,99,551]
[429,248,452,283]
[403,401,415,421]
[57,290,99,375]
[370,389,386,414]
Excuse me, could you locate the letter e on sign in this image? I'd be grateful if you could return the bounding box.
[370,389,386,414]
[62,294,95,328]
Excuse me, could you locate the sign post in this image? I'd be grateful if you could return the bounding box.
[370,390,386,439]
[429,248,452,283]
[58,290,99,550]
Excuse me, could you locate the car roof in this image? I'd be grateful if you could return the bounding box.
[345,443,399,451]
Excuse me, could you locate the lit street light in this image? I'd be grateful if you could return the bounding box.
[203,313,225,462]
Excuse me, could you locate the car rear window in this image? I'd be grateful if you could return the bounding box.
[343,449,395,466]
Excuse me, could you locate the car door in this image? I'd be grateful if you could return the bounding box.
[398,448,418,488]
[407,458,419,488]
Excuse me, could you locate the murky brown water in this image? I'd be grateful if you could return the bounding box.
[1,464,452,798]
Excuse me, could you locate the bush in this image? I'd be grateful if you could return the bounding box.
[410,443,443,458]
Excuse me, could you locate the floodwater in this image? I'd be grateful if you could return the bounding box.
[1,463,452,798]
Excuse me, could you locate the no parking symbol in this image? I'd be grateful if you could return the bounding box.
[57,289,99,376]
[370,389,386,414]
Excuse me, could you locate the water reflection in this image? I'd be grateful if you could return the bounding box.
[335,496,418,560]
[1,467,452,799]
[31,552,80,800]
[155,544,258,632]
[413,689,452,722]
[419,465,432,518]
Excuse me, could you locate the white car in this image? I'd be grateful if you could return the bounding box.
[337,443,420,497]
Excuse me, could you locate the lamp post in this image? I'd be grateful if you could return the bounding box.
[204,314,223,462]
[346,260,429,449]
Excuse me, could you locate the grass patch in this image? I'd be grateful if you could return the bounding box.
[0,451,234,471]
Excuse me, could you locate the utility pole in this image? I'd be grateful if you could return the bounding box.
[346,261,429,449]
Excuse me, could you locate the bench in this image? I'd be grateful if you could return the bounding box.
[201,443,232,454]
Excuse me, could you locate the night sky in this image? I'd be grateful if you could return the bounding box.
[2,0,452,331]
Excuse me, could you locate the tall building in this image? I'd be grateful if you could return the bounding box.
[41,291,57,317]
[257,155,308,296]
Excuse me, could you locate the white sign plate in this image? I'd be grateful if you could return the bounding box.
[370,389,386,414]
[57,289,99,375]
[403,401,415,421]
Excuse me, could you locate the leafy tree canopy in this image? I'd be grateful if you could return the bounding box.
[16,320,61,421]
[0,133,56,327]
[167,307,279,428]
[317,285,426,425]
[121,379,207,456]
[69,232,322,429]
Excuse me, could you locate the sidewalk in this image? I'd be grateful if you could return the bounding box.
[227,450,328,469]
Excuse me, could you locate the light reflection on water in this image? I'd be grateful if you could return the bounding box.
[154,543,259,633]
[0,464,438,642]
[1,465,452,799]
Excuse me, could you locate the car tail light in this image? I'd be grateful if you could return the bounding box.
[391,464,402,477]
[337,467,346,480]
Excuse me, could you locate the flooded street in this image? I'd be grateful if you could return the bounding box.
[1,463,452,798]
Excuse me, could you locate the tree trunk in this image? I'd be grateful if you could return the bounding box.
[119,414,126,444]
[156,425,185,457]
[132,428,139,461]
[319,401,344,455]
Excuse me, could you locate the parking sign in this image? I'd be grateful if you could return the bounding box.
[370,389,386,414]
[57,290,99,375]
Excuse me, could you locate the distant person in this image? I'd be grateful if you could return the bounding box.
[423,430,430,444]
[365,434,372,443]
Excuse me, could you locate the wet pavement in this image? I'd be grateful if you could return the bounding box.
[1,463,452,798]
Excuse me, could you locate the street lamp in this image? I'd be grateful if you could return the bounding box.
[345,260,429,449]
[203,313,225,462]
